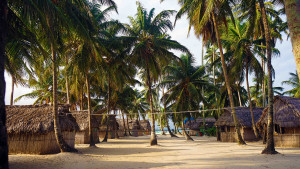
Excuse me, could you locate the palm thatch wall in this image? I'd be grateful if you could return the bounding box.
[215,107,264,142]
[71,111,104,144]
[6,104,78,154]
[116,119,150,136]
[184,118,216,136]
[257,96,300,147]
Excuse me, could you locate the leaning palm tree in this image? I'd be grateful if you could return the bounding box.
[125,2,190,145]
[283,0,300,80]
[175,0,246,144]
[282,71,300,98]
[161,54,213,141]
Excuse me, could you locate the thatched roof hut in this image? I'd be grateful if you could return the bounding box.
[257,96,300,147]
[185,117,216,130]
[215,107,264,127]
[257,96,300,128]
[215,107,264,142]
[71,111,104,144]
[139,120,151,131]
[6,104,78,154]
[99,115,118,139]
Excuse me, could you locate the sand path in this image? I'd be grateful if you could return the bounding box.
[9,135,300,169]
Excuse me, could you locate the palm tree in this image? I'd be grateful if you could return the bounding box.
[162,54,212,140]
[282,71,300,98]
[125,2,190,145]
[0,0,8,168]
[284,0,300,80]
[221,19,264,139]
[176,0,246,144]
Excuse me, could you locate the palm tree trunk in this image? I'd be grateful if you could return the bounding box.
[114,110,119,139]
[284,0,300,81]
[102,80,111,142]
[0,1,9,167]
[181,115,193,141]
[146,59,157,145]
[236,82,243,107]
[126,117,132,136]
[10,76,14,105]
[86,73,95,146]
[121,111,127,136]
[246,63,260,139]
[51,43,77,152]
[260,28,266,107]
[65,57,70,104]
[213,47,221,141]
[80,85,84,110]
[259,0,278,154]
[212,12,246,145]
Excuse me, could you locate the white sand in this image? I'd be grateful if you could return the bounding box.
[9,135,300,169]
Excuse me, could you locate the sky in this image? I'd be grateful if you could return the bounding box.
[4,0,296,105]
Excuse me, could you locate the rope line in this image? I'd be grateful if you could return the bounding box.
[64,106,246,116]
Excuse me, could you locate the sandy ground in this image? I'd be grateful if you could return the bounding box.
[9,135,300,169]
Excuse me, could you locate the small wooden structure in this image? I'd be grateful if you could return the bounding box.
[184,118,216,136]
[257,96,300,147]
[72,111,103,144]
[215,107,264,142]
[6,105,78,154]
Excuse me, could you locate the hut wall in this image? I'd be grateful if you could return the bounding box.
[219,127,258,142]
[75,129,99,144]
[274,127,300,147]
[8,131,75,154]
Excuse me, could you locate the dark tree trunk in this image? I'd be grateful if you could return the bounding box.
[259,0,278,154]
[80,85,84,110]
[10,77,14,105]
[145,59,157,146]
[86,73,95,147]
[126,117,132,136]
[121,111,127,136]
[0,0,9,168]
[102,81,111,142]
[114,110,119,139]
[212,12,246,145]
[246,63,260,139]
[181,116,193,141]
[65,57,70,105]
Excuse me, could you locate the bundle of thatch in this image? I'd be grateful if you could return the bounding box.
[184,117,216,130]
[257,96,300,128]
[215,107,264,127]
[6,104,78,154]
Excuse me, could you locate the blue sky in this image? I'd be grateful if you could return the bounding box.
[4,0,296,105]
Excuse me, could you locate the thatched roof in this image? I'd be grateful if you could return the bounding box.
[6,105,79,134]
[257,96,300,128]
[71,111,104,131]
[215,107,264,127]
[184,117,216,130]
[139,120,151,130]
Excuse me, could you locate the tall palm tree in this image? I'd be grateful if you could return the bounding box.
[221,19,264,139]
[162,54,212,140]
[176,0,246,144]
[125,2,190,145]
[282,71,300,98]
[0,0,8,168]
